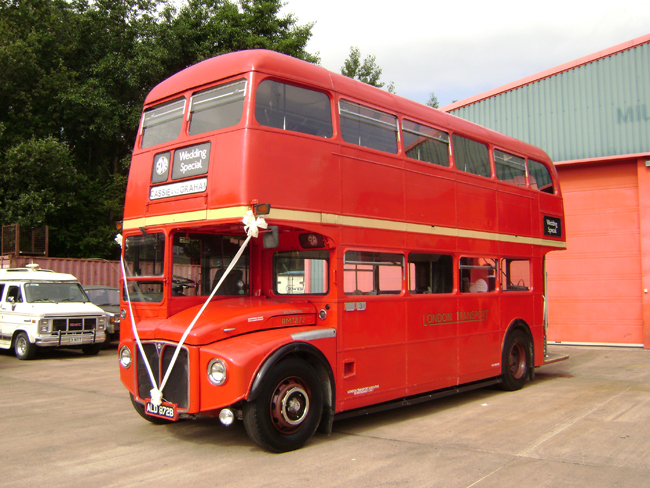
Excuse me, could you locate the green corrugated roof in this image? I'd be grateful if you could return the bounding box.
[446,36,650,163]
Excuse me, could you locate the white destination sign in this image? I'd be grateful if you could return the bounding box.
[150,178,207,200]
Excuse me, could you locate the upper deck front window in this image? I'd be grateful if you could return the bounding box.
[188,79,247,135]
[141,98,186,149]
[255,80,333,137]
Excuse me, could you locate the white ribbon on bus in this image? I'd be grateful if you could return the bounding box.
[116,210,267,407]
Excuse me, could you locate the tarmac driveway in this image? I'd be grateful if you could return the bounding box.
[1,345,649,487]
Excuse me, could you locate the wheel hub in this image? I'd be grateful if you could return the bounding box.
[270,378,310,433]
[509,342,526,379]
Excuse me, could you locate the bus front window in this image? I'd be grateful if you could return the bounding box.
[172,233,249,297]
[124,233,165,302]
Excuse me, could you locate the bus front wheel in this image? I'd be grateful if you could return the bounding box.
[243,357,323,453]
[500,330,530,391]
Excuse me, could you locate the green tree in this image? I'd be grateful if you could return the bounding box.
[341,46,384,88]
[427,92,439,109]
[0,0,317,259]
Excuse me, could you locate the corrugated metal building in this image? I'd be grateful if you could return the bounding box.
[444,34,650,348]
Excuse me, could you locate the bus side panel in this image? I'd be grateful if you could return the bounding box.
[244,129,342,215]
[456,175,498,234]
[457,295,502,383]
[337,297,407,411]
[404,162,457,229]
[340,147,405,223]
[406,295,459,395]
[497,185,534,237]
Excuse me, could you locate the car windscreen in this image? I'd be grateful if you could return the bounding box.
[24,282,89,303]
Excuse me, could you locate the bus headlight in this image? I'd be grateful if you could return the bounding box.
[119,346,132,368]
[207,358,227,385]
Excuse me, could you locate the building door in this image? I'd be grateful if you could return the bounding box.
[547,161,643,345]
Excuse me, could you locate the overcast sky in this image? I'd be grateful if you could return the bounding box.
[281,0,650,107]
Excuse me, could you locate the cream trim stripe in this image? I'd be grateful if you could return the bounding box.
[123,206,566,249]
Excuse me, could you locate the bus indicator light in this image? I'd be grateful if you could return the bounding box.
[253,203,271,215]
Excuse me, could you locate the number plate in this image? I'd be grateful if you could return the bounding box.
[69,336,82,343]
[145,399,178,421]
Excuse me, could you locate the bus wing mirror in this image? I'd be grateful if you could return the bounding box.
[263,226,279,249]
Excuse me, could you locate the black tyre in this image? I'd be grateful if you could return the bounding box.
[82,343,103,356]
[129,394,174,425]
[499,329,530,391]
[243,357,323,453]
[14,331,36,360]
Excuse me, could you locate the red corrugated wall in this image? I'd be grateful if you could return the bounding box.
[0,256,121,288]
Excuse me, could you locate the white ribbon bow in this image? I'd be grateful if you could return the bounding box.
[242,210,268,238]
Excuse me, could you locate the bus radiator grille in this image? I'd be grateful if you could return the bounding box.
[136,342,189,409]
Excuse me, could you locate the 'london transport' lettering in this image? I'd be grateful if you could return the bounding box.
[423,310,489,326]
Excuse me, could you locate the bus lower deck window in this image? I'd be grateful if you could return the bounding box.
[408,253,453,294]
[344,251,403,295]
[459,257,497,293]
[273,251,329,295]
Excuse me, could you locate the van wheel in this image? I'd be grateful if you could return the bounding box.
[14,332,36,360]
[499,330,529,391]
[243,358,323,453]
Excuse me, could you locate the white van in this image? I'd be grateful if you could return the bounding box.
[0,265,107,359]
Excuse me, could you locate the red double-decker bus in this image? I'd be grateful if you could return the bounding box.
[117,50,566,452]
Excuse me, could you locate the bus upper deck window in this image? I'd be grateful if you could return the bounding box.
[141,98,185,149]
[528,160,555,194]
[339,100,398,154]
[402,120,450,167]
[452,134,491,178]
[494,149,526,186]
[255,80,333,138]
[188,79,246,136]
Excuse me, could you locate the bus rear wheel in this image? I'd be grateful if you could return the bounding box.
[500,330,530,391]
[243,357,323,453]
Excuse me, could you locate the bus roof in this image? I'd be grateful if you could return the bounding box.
[145,50,552,165]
